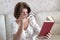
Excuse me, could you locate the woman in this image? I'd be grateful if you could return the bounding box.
[11,2,51,40]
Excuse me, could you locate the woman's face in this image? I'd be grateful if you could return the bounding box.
[20,8,28,19]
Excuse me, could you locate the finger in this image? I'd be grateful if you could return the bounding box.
[39,36,47,39]
[46,33,51,38]
[49,31,51,33]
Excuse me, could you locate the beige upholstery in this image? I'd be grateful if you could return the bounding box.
[0,11,60,40]
[34,11,60,35]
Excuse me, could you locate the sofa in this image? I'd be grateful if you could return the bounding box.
[0,11,60,40]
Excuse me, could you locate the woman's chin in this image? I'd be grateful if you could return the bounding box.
[23,16,27,19]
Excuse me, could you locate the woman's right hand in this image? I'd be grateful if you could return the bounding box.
[22,18,29,30]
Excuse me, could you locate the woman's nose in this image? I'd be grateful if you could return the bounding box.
[24,13,27,15]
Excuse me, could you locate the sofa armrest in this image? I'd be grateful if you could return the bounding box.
[0,15,6,40]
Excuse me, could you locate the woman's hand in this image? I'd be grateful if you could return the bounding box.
[38,32,51,39]
[22,18,29,30]
[46,32,51,38]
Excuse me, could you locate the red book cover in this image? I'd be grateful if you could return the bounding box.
[39,16,54,36]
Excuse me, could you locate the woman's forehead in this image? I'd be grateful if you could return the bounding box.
[22,8,28,12]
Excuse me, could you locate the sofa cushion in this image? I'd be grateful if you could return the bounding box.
[35,11,60,24]
[5,14,15,40]
[46,35,60,40]
[34,11,60,35]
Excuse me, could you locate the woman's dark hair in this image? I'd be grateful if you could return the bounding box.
[14,2,31,19]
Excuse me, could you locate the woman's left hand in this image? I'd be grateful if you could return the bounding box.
[46,32,51,38]
[38,32,51,39]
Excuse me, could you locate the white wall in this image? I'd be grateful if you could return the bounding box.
[0,0,60,14]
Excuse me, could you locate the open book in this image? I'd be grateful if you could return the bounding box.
[39,16,54,36]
